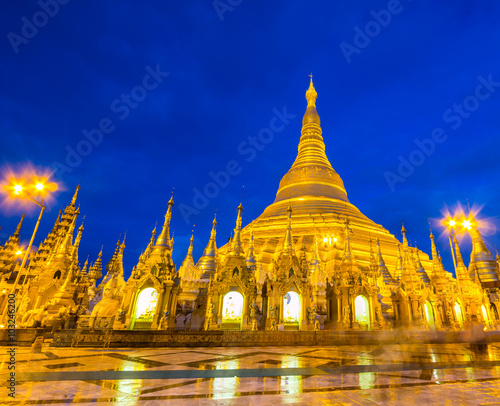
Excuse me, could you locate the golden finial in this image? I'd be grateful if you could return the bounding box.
[306,73,317,107]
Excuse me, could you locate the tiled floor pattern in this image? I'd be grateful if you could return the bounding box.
[2,343,500,404]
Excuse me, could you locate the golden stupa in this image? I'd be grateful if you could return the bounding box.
[218,76,433,273]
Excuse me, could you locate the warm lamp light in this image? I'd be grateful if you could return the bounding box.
[16,250,22,256]
[323,237,328,243]
[14,184,23,195]
[463,220,471,230]
[36,183,44,191]
[448,219,456,228]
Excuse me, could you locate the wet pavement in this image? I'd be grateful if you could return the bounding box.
[2,343,500,404]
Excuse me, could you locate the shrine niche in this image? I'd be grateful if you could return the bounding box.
[132,288,158,329]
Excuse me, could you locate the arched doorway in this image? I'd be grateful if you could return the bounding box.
[481,305,490,328]
[283,291,301,330]
[132,287,158,329]
[222,291,244,330]
[454,302,464,328]
[355,295,370,330]
[424,301,436,330]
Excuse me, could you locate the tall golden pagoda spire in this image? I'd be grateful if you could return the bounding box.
[273,75,348,204]
[155,195,174,250]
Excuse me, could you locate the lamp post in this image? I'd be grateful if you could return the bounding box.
[444,217,458,271]
[0,175,57,325]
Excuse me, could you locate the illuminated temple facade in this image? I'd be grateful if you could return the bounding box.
[2,79,500,333]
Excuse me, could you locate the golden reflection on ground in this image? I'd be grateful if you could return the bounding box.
[358,372,375,389]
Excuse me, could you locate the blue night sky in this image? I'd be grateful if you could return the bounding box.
[1,0,500,278]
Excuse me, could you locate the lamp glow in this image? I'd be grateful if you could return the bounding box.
[463,220,471,230]
[36,183,44,191]
[14,185,23,195]
[448,219,456,228]
[16,250,22,255]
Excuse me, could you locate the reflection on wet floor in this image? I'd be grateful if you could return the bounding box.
[3,343,500,404]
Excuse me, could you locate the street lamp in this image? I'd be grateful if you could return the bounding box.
[0,172,57,323]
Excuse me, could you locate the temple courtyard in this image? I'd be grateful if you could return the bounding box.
[2,342,500,405]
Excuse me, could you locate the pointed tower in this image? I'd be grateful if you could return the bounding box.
[246,226,256,270]
[197,214,218,279]
[376,238,396,285]
[178,233,197,279]
[282,205,294,255]
[154,196,174,252]
[414,245,431,286]
[229,203,244,256]
[0,214,25,273]
[273,76,348,205]
[468,217,499,283]
[453,236,471,282]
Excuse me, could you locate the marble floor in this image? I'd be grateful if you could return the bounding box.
[2,342,500,405]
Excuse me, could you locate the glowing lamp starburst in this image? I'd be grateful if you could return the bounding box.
[463,220,471,230]
[14,184,23,195]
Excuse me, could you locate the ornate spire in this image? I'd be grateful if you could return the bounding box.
[14,213,25,236]
[179,233,196,279]
[246,226,256,267]
[282,205,294,254]
[453,236,470,282]
[414,245,431,286]
[71,221,84,262]
[306,74,317,107]
[230,203,244,256]
[89,248,103,281]
[70,184,80,206]
[376,238,395,285]
[342,218,353,263]
[273,76,348,204]
[395,244,403,280]
[429,228,439,264]
[401,223,408,247]
[155,196,174,250]
[198,213,218,278]
[468,217,498,283]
